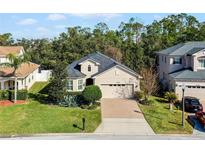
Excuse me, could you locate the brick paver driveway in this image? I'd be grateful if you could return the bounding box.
[95,98,155,135]
[101,98,144,118]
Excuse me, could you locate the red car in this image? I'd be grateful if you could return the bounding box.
[195,111,205,129]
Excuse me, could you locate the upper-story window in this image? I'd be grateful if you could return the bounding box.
[68,80,73,90]
[88,65,91,72]
[165,56,167,63]
[199,58,205,68]
[173,57,182,64]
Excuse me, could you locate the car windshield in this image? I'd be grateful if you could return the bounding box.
[189,99,200,105]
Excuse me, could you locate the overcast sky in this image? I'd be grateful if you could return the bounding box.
[0,13,205,39]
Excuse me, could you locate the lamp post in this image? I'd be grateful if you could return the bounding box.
[182,83,186,128]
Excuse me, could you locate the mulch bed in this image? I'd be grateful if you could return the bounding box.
[0,100,26,106]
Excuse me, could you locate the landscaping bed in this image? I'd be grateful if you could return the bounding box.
[138,96,193,134]
[0,100,26,106]
[0,100,101,135]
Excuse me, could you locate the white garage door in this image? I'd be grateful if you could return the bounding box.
[100,84,134,98]
[176,85,205,100]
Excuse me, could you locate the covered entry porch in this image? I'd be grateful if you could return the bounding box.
[0,79,18,90]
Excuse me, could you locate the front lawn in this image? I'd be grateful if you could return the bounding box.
[138,96,193,134]
[0,100,101,135]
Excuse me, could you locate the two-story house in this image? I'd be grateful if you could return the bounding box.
[67,52,141,98]
[157,41,205,100]
[0,46,51,90]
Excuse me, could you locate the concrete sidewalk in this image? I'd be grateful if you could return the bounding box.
[95,118,155,135]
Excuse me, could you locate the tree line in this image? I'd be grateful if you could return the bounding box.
[1,13,205,72]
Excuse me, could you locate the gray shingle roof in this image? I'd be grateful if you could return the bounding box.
[157,41,205,56]
[169,69,205,80]
[68,52,137,78]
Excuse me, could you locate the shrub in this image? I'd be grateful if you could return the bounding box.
[82,85,102,105]
[9,89,28,100]
[0,90,9,100]
[164,92,178,110]
[135,91,144,100]
[59,92,84,107]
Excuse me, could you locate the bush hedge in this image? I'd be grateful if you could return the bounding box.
[82,85,102,104]
[0,89,28,100]
[0,90,9,100]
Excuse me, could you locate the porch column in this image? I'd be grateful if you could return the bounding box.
[1,81,4,90]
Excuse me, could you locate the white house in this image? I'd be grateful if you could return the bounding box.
[67,52,141,98]
[0,46,51,90]
[157,41,205,100]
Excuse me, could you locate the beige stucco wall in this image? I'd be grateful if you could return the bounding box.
[67,66,140,96]
[94,66,140,92]
[80,60,99,77]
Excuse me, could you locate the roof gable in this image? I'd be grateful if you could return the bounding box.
[79,58,100,65]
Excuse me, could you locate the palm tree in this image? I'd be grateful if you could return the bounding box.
[0,53,29,103]
[164,92,178,111]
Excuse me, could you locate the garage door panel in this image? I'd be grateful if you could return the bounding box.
[100,84,134,98]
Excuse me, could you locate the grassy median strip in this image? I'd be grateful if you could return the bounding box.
[138,96,193,134]
[0,100,101,135]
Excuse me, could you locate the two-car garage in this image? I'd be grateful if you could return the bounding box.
[100,84,134,98]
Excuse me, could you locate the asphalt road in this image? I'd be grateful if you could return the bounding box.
[1,134,205,140]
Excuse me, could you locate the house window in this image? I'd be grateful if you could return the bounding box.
[115,70,119,76]
[173,57,182,64]
[29,78,31,83]
[68,80,73,90]
[78,79,83,90]
[163,72,165,79]
[199,59,205,68]
[88,65,91,72]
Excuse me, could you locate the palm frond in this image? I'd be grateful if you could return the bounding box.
[0,62,13,67]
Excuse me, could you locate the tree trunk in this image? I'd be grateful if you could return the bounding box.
[169,103,173,111]
[14,77,17,103]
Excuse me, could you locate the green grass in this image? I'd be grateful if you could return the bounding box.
[29,82,49,94]
[138,96,193,134]
[0,100,101,135]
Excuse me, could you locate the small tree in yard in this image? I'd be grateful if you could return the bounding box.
[164,92,178,111]
[48,61,67,104]
[82,85,102,105]
[140,67,159,103]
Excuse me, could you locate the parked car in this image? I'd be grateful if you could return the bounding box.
[184,96,203,113]
[195,111,205,129]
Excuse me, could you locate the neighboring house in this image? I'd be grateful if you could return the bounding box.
[157,41,205,100]
[0,46,51,90]
[67,52,141,98]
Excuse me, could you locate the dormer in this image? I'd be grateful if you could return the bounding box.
[79,59,100,77]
